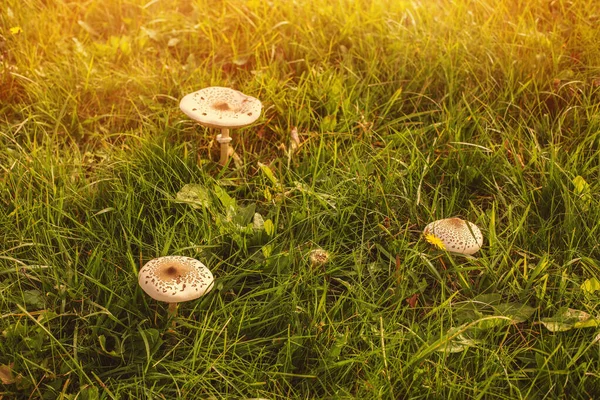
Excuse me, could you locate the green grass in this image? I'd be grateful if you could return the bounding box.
[3,0,600,398]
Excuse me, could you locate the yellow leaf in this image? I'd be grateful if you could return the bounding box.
[573,175,589,195]
[581,277,600,294]
[573,175,591,209]
[263,219,275,236]
[258,162,282,190]
[262,244,273,257]
[9,26,22,35]
[264,187,272,201]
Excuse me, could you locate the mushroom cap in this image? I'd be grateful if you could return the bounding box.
[308,248,330,266]
[138,256,214,303]
[179,86,262,129]
[423,218,483,255]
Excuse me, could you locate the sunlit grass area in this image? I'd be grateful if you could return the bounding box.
[3,0,600,398]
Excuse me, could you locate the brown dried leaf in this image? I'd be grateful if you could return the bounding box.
[406,293,419,308]
[0,364,17,385]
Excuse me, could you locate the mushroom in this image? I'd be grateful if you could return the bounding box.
[179,86,262,166]
[308,248,330,267]
[423,217,483,255]
[138,256,214,320]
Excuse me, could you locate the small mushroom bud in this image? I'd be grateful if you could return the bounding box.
[309,248,330,267]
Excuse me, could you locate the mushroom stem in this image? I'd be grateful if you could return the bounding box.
[218,128,231,166]
[167,302,178,322]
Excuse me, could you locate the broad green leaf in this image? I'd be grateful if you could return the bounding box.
[327,332,349,359]
[294,181,337,208]
[140,328,161,349]
[23,289,45,309]
[574,319,600,329]
[561,308,592,321]
[175,184,211,209]
[264,219,275,236]
[433,327,481,353]
[133,327,163,359]
[98,335,122,357]
[80,385,100,400]
[320,114,337,132]
[454,308,482,324]
[253,213,265,230]
[581,277,600,294]
[119,35,132,55]
[233,203,256,226]
[213,185,236,215]
[472,316,510,330]
[540,321,573,332]
[454,293,501,320]
[540,308,598,332]
[37,310,58,324]
[471,293,502,305]
[573,175,590,195]
[454,295,531,324]
[573,175,591,208]
[494,302,536,323]
[264,187,272,201]
[436,340,473,354]
[258,162,281,189]
[454,298,535,330]
[262,244,273,258]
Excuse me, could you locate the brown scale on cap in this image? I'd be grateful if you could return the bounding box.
[212,101,232,112]
[446,218,464,228]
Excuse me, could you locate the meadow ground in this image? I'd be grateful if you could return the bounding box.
[2,0,600,398]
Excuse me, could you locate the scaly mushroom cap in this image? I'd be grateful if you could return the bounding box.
[138,256,214,303]
[423,218,483,255]
[179,86,262,129]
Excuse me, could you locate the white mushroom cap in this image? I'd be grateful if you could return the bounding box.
[423,218,483,255]
[138,256,214,303]
[179,86,262,129]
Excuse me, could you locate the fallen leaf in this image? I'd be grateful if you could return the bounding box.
[406,293,419,308]
[0,364,17,385]
[167,37,180,47]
